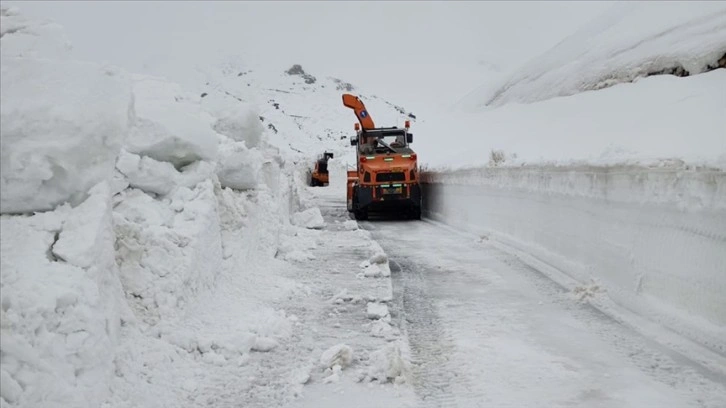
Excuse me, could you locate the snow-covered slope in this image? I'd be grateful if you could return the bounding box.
[417,69,726,170]
[194,58,417,167]
[460,2,726,109]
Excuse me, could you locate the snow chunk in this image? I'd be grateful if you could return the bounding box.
[212,105,264,148]
[292,207,325,230]
[115,150,215,196]
[251,336,278,352]
[216,138,265,190]
[126,75,218,167]
[359,247,391,278]
[370,320,395,338]
[1,57,131,213]
[369,252,388,265]
[322,365,342,384]
[320,344,353,370]
[342,220,359,231]
[366,302,390,320]
[366,341,409,384]
[52,182,112,268]
[0,368,22,403]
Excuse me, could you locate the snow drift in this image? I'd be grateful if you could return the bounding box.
[461,2,726,108]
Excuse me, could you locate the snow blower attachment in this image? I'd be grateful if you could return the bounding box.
[310,151,334,187]
[342,94,421,220]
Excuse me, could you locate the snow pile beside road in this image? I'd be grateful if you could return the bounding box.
[0,8,298,407]
[0,183,129,407]
[462,2,726,108]
[113,181,223,324]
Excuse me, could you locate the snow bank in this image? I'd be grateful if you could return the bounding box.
[422,165,726,355]
[0,58,131,213]
[126,75,218,167]
[113,180,223,323]
[0,182,128,407]
[466,2,726,108]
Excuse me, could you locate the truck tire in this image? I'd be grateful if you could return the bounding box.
[354,208,368,221]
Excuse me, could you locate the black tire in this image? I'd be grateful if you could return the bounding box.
[354,208,368,220]
[410,206,421,220]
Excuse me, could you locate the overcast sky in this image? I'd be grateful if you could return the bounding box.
[7,1,615,103]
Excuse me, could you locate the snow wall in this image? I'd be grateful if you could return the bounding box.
[421,166,726,356]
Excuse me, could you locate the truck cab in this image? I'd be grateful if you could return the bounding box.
[347,123,421,220]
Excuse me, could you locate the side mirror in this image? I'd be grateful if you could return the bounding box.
[406,133,413,144]
[350,136,358,146]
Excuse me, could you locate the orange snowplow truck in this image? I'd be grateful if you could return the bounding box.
[342,94,421,220]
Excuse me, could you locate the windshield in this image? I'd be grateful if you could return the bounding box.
[359,131,408,154]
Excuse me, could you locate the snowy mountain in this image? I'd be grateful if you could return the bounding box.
[459,2,726,109]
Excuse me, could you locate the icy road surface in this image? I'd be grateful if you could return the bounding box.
[360,216,726,408]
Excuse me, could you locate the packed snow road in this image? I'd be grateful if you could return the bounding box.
[361,217,726,408]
